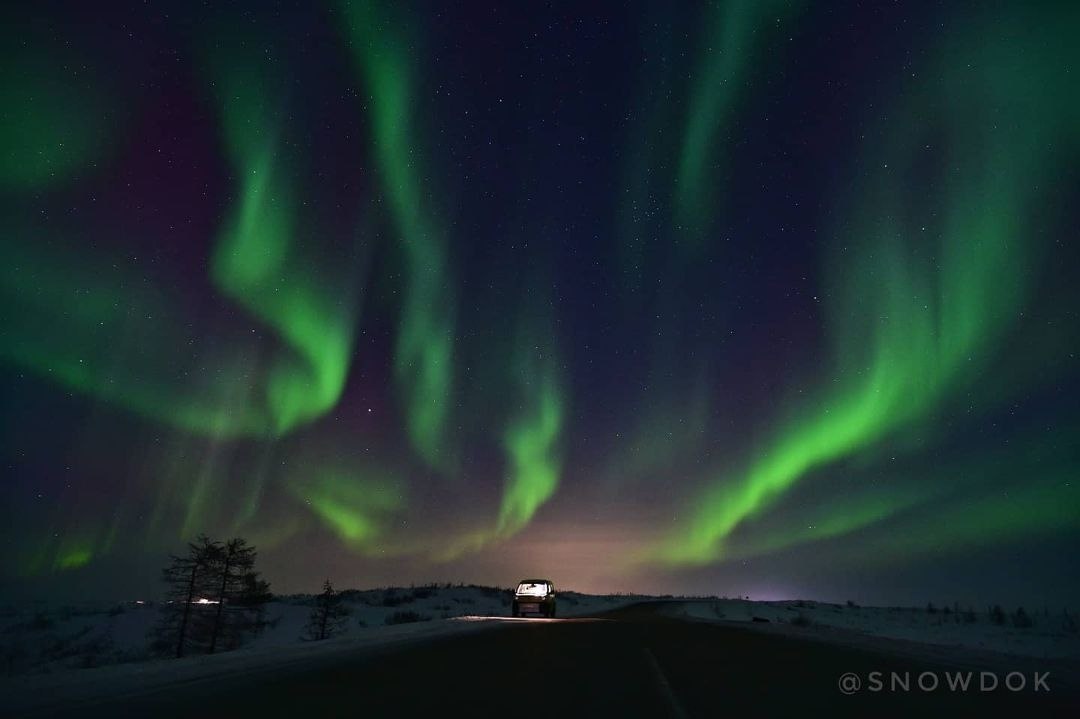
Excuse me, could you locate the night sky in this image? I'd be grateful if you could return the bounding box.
[2,0,1078,607]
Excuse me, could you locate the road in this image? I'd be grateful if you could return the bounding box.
[22,603,1080,717]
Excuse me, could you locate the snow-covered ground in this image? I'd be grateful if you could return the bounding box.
[664,598,1080,660]
[2,588,1076,685]
[0,584,656,715]
[0,584,648,677]
[2,610,505,716]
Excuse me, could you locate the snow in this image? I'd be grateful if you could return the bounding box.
[3,588,1076,714]
[0,585,647,676]
[663,599,1080,660]
[0,585,648,715]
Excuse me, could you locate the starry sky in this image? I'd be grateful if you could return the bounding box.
[2,0,1078,606]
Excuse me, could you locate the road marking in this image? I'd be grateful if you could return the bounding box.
[642,648,688,719]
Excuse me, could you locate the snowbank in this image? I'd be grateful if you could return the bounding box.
[663,599,1080,660]
[0,585,647,677]
[6,586,1074,714]
[0,585,651,715]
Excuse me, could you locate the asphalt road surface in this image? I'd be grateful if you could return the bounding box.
[24,603,1080,718]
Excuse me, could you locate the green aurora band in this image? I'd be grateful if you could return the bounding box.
[26,512,121,575]
[0,223,273,437]
[290,470,406,552]
[0,35,364,440]
[496,335,565,539]
[0,30,114,192]
[651,4,1080,565]
[620,0,802,283]
[614,0,802,492]
[714,422,1079,565]
[2,2,1076,582]
[208,50,362,436]
[672,0,802,243]
[339,0,457,469]
[434,305,566,560]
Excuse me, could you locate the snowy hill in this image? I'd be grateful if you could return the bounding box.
[2,587,1076,681]
[665,598,1080,660]
[0,584,649,676]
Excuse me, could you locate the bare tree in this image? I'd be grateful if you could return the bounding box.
[153,535,271,658]
[303,579,350,641]
[154,535,220,658]
[207,538,258,654]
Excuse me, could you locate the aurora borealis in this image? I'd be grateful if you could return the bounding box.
[1,0,1077,606]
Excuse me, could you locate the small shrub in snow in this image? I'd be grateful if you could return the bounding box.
[30,613,54,631]
[412,585,438,600]
[303,580,350,641]
[381,592,414,607]
[43,626,107,666]
[790,613,812,627]
[1,641,28,674]
[79,643,107,669]
[989,605,1006,625]
[846,600,858,609]
[1012,607,1033,629]
[385,610,430,625]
